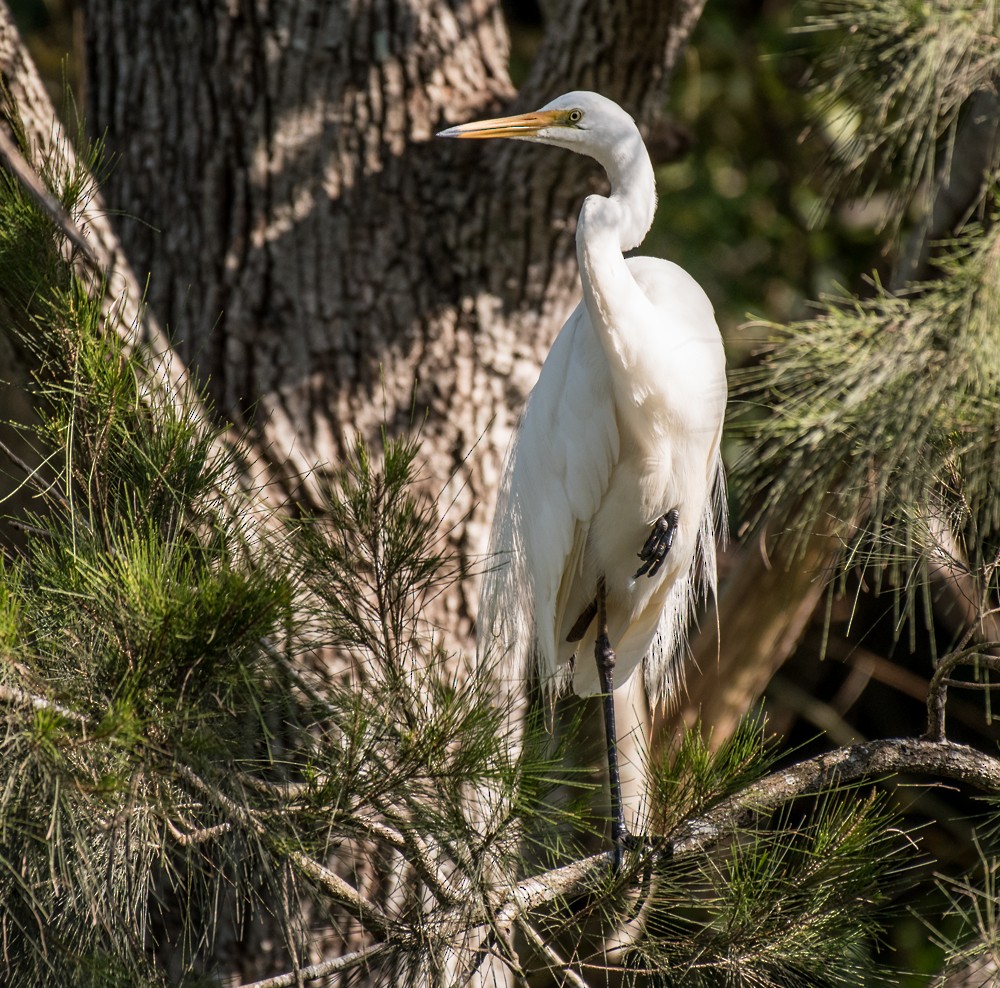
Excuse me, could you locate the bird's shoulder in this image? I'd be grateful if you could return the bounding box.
[624,255,716,329]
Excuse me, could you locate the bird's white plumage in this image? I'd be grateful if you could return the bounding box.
[479,257,725,698]
[450,91,727,702]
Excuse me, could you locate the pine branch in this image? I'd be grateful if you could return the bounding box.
[0,680,89,726]
[0,127,97,265]
[491,736,1000,926]
[175,764,397,940]
[163,818,234,846]
[288,852,395,941]
[517,917,589,988]
[670,737,1000,855]
[799,0,1000,224]
[234,769,461,904]
[214,723,1000,988]
[363,800,465,906]
[892,89,1000,288]
[236,942,394,988]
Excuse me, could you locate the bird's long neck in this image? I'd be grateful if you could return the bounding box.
[575,134,656,365]
[602,137,657,253]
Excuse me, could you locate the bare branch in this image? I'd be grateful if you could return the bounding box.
[164,817,234,846]
[235,768,463,906]
[176,764,395,940]
[0,681,89,726]
[669,737,1000,855]
[0,127,98,265]
[517,918,589,988]
[496,736,1000,926]
[232,734,1000,987]
[369,797,466,906]
[287,850,394,940]
[235,941,393,988]
[925,644,1000,741]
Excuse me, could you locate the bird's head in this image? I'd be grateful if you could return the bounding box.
[439,91,654,250]
[437,91,640,170]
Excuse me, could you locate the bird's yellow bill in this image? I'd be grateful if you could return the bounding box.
[437,109,562,140]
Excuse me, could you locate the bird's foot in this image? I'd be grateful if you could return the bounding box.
[610,828,645,873]
[634,508,679,579]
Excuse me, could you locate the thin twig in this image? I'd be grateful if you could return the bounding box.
[0,127,98,265]
[370,796,465,905]
[164,817,234,846]
[235,941,392,988]
[517,918,589,988]
[494,736,1000,927]
[234,735,1000,987]
[0,439,75,514]
[235,768,463,906]
[288,851,394,940]
[925,643,1000,740]
[234,770,315,800]
[0,436,37,482]
[0,682,89,726]
[176,764,395,939]
[0,438,91,532]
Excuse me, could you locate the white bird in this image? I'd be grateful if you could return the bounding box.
[439,92,727,866]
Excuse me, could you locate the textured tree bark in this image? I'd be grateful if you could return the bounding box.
[82,0,704,641]
[941,954,999,988]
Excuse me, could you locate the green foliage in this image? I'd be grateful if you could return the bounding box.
[1,30,987,986]
[648,713,777,836]
[293,431,456,664]
[799,0,1000,223]
[630,793,902,987]
[735,1,1000,649]
[516,731,905,987]
[0,136,919,983]
[726,8,1000,975]
[0,117,296,986]
[0,121,582,985]
[927,843,1000,985]
[737,226,1000,639]
[654,5,883,343]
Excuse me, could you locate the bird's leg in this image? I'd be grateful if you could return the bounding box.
[566,598,597,643]
[634,508,679,579]
[595,577,629,871]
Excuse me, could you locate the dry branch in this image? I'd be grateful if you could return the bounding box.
[236,735,1000,986]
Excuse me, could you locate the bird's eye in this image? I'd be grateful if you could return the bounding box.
[567,109,583,124]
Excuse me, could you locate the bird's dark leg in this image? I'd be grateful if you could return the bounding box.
[566,598,597,643]
[595,577,629,871]
[634,508,679,579]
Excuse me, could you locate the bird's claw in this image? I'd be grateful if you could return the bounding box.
[634,508,679,579]
[611,828,646,872]
[622,832,644,850]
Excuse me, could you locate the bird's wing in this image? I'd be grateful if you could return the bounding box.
[477,303,618,690]
[643,423,727,704]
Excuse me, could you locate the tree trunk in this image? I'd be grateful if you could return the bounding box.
[82,0,704,641]
[664,524,841,750]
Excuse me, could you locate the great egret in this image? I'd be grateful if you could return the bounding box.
[439,92,727,867]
